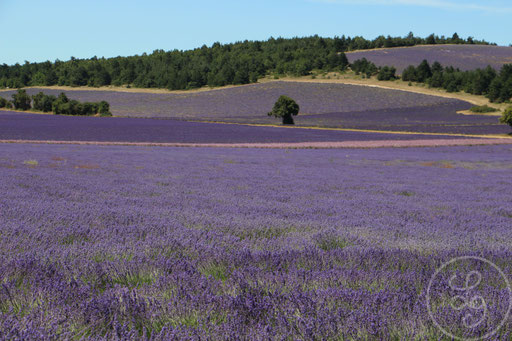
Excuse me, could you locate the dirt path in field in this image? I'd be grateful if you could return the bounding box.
[1,138,512,149]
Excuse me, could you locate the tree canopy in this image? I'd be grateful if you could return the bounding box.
[500,106,512,129]
[267,95,300,125]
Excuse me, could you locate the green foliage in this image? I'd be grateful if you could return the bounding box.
[98,101,112,116]
[351,58,378,77]
[0,34,492,90]
[11,89,31,110]
[500,106,512,128]
[469,105,499,113]
[416,60,432,82]
[52,92,111,116]
[397,61,512,103]
[32,92,56,112]
[0,96,8,108]
[377,66,397,81]
[401,65,417,82]
[267,95,300,125]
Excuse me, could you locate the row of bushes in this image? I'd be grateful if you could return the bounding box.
[349,58,397,80]
[400,61,512,103]
[0,90,111,116]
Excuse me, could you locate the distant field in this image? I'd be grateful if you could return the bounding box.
[0,82,464,118]
[3,82,507,135]
[346,44,512,73]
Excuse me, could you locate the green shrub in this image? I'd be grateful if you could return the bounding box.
[0,97,8,108]
[32,92,56,112]
[351,58,378,78]
[11,89,31,110]
[500,106,512,128]
[470,105,499,113]
[98,101,111,116]
[377,66,397,81]
[52,92,111,116]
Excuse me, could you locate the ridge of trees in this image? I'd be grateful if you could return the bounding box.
[345,57,511,103]
[0,33,493,90]
[398,61,512,103]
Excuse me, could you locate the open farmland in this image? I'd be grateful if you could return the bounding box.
[346,44,512,73]
[2,81,508,135]
[1,143,512,339]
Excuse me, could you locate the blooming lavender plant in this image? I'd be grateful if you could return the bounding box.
[1,143,512,339]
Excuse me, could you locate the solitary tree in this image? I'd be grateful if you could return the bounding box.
[500,106,512,131]
[267,95,299,125]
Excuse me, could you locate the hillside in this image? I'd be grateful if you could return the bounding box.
[0,34,492,90]
[3,81,509,135]
[346,45,512,74]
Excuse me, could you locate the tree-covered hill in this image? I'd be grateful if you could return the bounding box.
[0,33,492,90]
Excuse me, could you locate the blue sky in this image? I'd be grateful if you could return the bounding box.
[1,0,510,65]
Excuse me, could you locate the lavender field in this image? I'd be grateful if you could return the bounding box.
[1,143,512,339]
[0,81,464,118]
[346,44,512,73]
[3,81,507,135]
[0,110,488,144]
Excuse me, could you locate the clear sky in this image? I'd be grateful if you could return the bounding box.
[1,0,510,65]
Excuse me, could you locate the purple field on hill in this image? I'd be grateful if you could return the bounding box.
[223,102,509,135]
[0,111,478,143]
[0,82,464,119]
[3,81,506,135]
[346,44,512,73]
[1,143,512,339]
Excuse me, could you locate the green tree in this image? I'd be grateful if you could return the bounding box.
[0,97,8,108]
[431,61,443,73]
[52,93,69,115]
[401,65,417,82]
[426,34,436,45]
[11,89,31,110]
[377,66,396,81]
[98,101,111,116]
[428,72,444,88]
[32,92,56,112]
[267,95,299,125]
[416,60,432,82]
[499,106,512,130]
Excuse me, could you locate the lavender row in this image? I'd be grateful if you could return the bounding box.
[346,44,512,73]
[1,144,512,339]
[0,111,478,142]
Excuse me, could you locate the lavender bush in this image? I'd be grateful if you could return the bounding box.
[1,143,512,339]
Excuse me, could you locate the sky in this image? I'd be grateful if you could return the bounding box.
[1,0,510,65]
